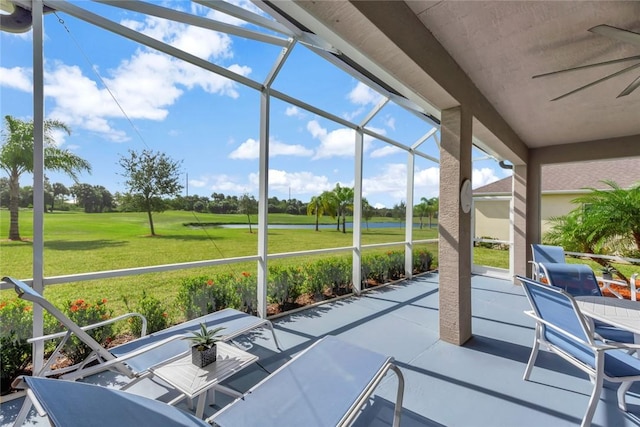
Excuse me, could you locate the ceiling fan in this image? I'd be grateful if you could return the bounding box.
[533,24,640,101]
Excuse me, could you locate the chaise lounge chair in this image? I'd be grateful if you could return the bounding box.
[11,337,404,427]
[12,376,210,427]
[518,275,640,427]
[209,335,405,427]
[3,276,280,383]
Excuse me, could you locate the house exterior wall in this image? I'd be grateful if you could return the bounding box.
[474,198,510,242]
[474,193,583,242]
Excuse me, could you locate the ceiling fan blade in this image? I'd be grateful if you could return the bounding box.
[551,62,640,101]
[589,24,640,47]
[618,74,640,97]
[532,55,640,79]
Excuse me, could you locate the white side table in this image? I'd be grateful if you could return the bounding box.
[150,342,258,418]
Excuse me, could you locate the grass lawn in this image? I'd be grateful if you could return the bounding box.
[0,209,439,323]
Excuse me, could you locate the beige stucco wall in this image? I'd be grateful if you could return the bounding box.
[474,193,582,242]
[474,198,510,242]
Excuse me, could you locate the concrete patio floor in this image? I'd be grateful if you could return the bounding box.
[2,273,640,426]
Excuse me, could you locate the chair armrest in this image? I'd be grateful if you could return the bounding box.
[27,312,148,344]
[59,332,190,381]
[598,277,635,300]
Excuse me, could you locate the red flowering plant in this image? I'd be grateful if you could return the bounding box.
[61,298,113,364]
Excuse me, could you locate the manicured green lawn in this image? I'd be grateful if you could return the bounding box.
[0,209,438,321]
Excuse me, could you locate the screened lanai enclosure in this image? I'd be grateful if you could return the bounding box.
[0,0,514,372]
[2,0,640,381]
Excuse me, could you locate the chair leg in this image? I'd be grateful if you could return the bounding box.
[266,321,282,350]
[523,325,541,381]
[582,364,605,427]
[617,381,632,412]
[12,395,33,426]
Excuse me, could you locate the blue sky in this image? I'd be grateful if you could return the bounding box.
[0,0,510,209]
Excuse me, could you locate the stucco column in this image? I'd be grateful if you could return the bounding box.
[526,151,543,277]
[512,164,527,281]
[439,106,473,345]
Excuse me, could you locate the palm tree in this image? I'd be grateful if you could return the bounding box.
[333,183,354,233]
[320,190,339,231]
[0,115,91,240]
[572,180,640,252]
[307,194,325,231]
[362,197,374,230]
[415,200,428,229]
[421,196,439,228]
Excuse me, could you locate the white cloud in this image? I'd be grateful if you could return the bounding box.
[0,66,32,92]
[348,82,382,106]
[3,12,251,144]
[121,15,233,61]
[249,169,333,197]
[472,167,501,188]
[362,163,407,201]
[229,137,313,159]
[370,145,401,158]
[362,163,440,204]
[385,116,396,130]
[285,106,304,117]
[189,179,207,188]
[343,107,364,122]
[307,120,386,159]
[49,129,69,148]
[208,174,250,193]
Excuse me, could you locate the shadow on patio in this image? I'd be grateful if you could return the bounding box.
[3,273,640,426]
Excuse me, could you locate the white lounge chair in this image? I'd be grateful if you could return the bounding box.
[518,275,640,427]
[12,376,210,427]
[209,335,405,427]
[4,276,280,382]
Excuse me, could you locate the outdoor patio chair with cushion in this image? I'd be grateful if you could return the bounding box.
[209,335,405,427]
[530,244,566,281]
[538,263,635,343]
[518,275,640,427]
[12,376,211,427]
[4,276,280,383]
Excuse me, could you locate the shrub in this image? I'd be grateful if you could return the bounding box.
[0,299,33,393]
[123,291,170,336]
[234,271,257,314]
[177,274,243,320]
[413,249,433,272]
[268,265,304,309]
[312,257,351,294]
[303,262,330,299]
[60,298,113,364]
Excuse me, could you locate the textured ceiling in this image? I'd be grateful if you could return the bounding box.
[405,0,640,147]
[289,0,640,153]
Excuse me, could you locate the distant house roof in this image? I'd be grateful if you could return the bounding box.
[474,157,640,195]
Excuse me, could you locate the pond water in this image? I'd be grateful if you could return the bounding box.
[214,222,436,229]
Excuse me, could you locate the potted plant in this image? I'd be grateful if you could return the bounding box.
[601,265,616,280]
[184,323,225,368]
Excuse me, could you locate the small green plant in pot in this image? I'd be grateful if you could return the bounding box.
[184,324,225,368]
[601,265,617,280]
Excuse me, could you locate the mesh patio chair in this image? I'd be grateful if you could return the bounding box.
[518,275,640,427]
[537,263,635,344]
[530,244,566,281]
[4,276,280,383]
